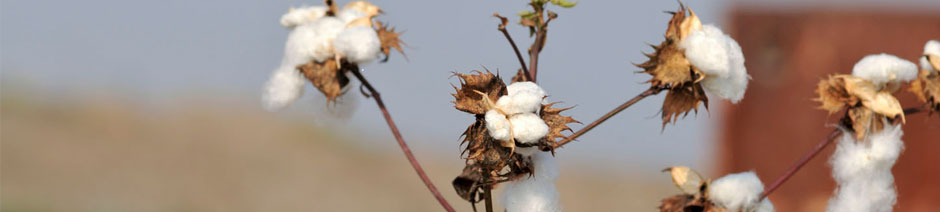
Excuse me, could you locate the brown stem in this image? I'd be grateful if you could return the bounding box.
[554,88,661,148]
[483,183,494,212]
[759,129,841,200]
[493,14,532,82]
[349,69,456,212]
[528,29,546,82]
[759,107,925,200]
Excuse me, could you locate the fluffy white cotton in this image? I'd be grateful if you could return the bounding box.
[826,123,903,212]
[337,8,367,24]
[333,26,382,64]
[496,82,547,114]
[708,171,773,212]
[502,151,561,212]
[679,24,750,103]
[852,54,918,89]
[280,6,328,28]
[485,109,512,141]
[262,65,306,111]
[921,40,940,71]
[509,113,549,144]
[284,17,346,64]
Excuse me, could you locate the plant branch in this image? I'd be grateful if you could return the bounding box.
[554,88,662,148]
[493,14,532,82]
[759,129,840,200]
[349,68,456,212]
[759,107,925,200]
[483,181,494,212]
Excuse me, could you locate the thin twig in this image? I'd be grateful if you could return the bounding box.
[759,107,926,200]
[759,129,840,200]
[493,14,531,82]
[483,182,494,212]
[554,88,662,148]
[349,68,456,212]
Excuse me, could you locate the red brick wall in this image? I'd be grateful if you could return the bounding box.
[719,9,940,212]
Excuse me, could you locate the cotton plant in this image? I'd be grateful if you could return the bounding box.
[262,0,404,111]
[812,54,919,212]
[635,5,749,127]
[660,167,774,212]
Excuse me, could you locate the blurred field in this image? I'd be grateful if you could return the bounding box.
[1,88,679,212]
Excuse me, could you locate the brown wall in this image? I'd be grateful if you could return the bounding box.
[720,9,940,212]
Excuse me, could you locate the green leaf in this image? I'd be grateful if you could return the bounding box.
[518,10,537,19]
[550,0,577,8]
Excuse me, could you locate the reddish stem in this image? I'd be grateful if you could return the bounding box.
[759,129,841,200]
[554,88,661,148]
[349,69,456,212]
[493,14,532,82]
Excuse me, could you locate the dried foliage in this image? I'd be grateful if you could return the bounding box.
[909,56,940,115]
[298,59,349,102]
[375,21,407,62]
[815,75,904,140]
[538,103,579,151]
[452,71,508,115]
[636,5,709,127]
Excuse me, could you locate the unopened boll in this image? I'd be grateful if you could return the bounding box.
[679,24,750,103]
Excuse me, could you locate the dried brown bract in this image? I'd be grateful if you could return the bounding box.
[298,59,349,102]
[636,5,708,127]
[452,71,508,115]
[815,75,904,140]
[659,166,723,212]
[909,56,940,116]
[539,103,578,151]
[375,21,406,62]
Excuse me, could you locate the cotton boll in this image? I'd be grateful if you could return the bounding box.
[680,24,750,103]
[852,54,918,89]
[262,65,306,111]
[485,110,512,141]
[921,40,940,71]
[509,113,549,144]
[502,151,561,212]
[826,123,903,212]
[707,171,769,212]
[284,17,346,64]
[280,6,328,28]
[496,82,547,114]
[337,8,367,24]
[334,27,382,64]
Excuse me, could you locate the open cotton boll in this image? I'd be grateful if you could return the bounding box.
[707,171,773,212]
[262,65,306,111]
[827,123,903,212]
[485,109,512,141]
[496,82,547,114]
[502,151,561,212]
[333,27,382,64]
[680,24,750,103]
[337,8,367,24]
[284,17,346,64]
[280,6,328,28]
[509,113,549,144]
[922,40,940,71]
[852,54,918,89]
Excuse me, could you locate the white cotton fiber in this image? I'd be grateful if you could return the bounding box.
[284,17,346,64]
[280,6,328,29]
[826,123,903,212]
[496,82,547,114]
[852,54,918,89]
[921,40,940,71]
[262,65,306,111]
[502,151,561,212]
[337,8,367,24]
[508,113,549,144]
[333,26,382,64]
[707,171,774,212]
[679,24,750,103]
[485,109,512,141]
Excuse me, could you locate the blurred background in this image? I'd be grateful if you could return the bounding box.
[1,0,938,211]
